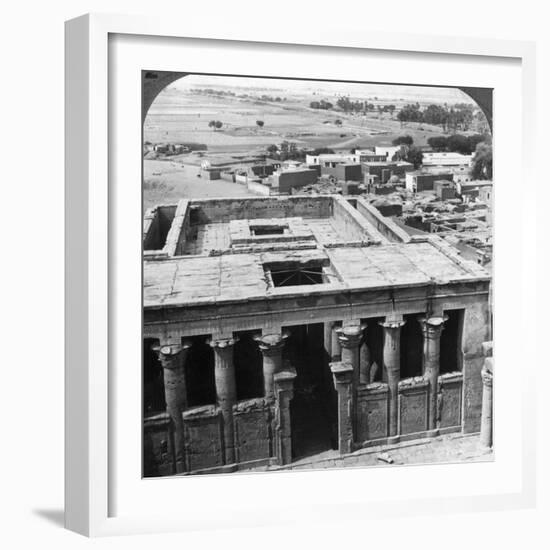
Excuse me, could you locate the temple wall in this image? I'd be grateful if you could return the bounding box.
[143,413,175,477]
[398,377,429,435]
[233,398,273,464]
[461,300,491,432]
[356,198,411,243]
[332,196,379,243]
[182,405,224,472]
[189,196,333,224]
[356,383,389,441]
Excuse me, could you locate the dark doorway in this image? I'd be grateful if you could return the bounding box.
[143,338,165,414]
[364,317,384,382]
[441,309,464,373]
[234,331,264,400]
[400,314,424,378]
[284,323,338,460]
[185,336,216,407]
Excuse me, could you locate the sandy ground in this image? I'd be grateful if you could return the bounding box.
[144,92,448,154]
[143,159,257,211]
[265,432,493,472]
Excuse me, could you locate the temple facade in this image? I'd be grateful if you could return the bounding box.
[142,195,492,476]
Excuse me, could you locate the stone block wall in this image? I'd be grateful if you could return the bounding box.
[356,198,410,243]
[182,405,224,472]
[143,413,175,477]
[354,373,463,446]
[143,205,177,251]
[233,398,274,464]
[188,196,333,224]
[461,301,491,433]
[398,377,429,435]
[439,372,463,429]
[332,196,380,243]
[356,383,389,441]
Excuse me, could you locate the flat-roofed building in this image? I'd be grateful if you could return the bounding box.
[406,171,454,192]
[143,195,491,476]
[422,152,474,169]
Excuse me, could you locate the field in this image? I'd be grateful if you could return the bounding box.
[143,81,476,208]
[143,159,257,212]
[144,91,453,153]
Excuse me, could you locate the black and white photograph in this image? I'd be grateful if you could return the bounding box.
[142,73,494,477]
[2,0,547,545]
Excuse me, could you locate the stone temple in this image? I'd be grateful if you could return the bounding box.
[142,194,492,476]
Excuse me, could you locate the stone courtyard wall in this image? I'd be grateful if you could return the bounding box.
[188,196,333,224]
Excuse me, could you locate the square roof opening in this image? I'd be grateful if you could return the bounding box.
[264,260,328,287]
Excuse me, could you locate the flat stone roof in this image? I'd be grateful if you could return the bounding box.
[144,240,489,309]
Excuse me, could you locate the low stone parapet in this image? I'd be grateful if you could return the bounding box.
[182,405,224,472]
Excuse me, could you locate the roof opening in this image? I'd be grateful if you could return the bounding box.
[253,226,285,236]
[265,260,328,287]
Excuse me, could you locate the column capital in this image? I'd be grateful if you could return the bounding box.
[379,316,406,330]
[153,340,192,369]
[418,315,448,338]
[254,332,289,355]
[208,336,239,349]
[336,325,365,348]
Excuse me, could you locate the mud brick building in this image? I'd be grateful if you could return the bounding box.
[142,194,491,476]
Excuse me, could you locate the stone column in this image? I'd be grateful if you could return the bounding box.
[331,323,342,361]
[255,332,288,399]
[273,368,297,465]
[209,337,238,465]
[419,315,448,432]
[337,325,364,390]
[359,328,371,385]
[480,345,494,449]
[155,340,192,474]
[380,316,405,438]
[330,361,355,454]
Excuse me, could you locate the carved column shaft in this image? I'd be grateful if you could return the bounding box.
[274,369,297,465]
[210,337,238,465]
[255,332,288,399]
[156,341,191,473]
[337,325,364,391]
[331,361,355,454]
[380,318,405,438]
[419,316,447,431]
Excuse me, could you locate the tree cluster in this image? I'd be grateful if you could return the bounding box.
[397,102,475,132]
[335,96,395,115]
[191,88,284,102]
[265,143,335,162]
[208,120,223,130]
[427,134,489,155]
[391,136,423,168]
[309,99,333,110]
[470,142,493,180]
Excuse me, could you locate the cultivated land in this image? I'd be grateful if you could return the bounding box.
[143,83,478,208]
